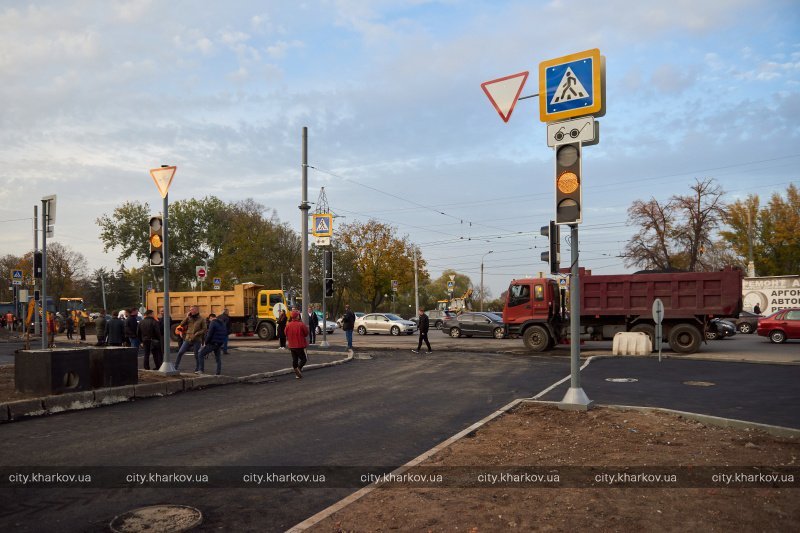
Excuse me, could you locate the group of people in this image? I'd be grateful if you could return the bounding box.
[2,312,21,331]
[94,308,166,370]
[173,305,231,376]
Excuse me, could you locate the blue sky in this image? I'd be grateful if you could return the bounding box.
[1,0,799,299]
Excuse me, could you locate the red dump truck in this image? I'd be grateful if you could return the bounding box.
[503,267,743,354]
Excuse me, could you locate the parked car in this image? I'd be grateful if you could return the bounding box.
[733,310,762,334]
[705,318,737,340]
[411,309,455,329]
[757,308,800,343]
[336,312,364,328]
[313,310,337,334]
[441,312,506,339]
[355,313,417,336]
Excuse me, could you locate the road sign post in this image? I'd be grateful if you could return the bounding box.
[652,298,665,362]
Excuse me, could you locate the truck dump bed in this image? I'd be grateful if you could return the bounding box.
[581,267,742,319]
[146,283,263,319]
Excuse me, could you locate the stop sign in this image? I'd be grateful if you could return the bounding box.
[196,266,207,280]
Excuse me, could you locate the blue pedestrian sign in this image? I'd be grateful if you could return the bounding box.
[312,213,333,237]
[12,270,23,279]
[539,48,604,122]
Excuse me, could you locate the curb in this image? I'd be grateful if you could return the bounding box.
[0,352,354,423]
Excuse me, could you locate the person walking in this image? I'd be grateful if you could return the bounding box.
[218,308,231,354]
[196,313,227,375]
[411,308,432,354]
[106,311,126,347]
[95,310,108,346]
[137,310,163,370]
[174,306,206,372]
[341,304,356,350]
[78,313,87,341]
[277,309,288,349]
[307,306,318,344]
[125,308,140,349]
[285,310,309,379]
[65,313,75,340]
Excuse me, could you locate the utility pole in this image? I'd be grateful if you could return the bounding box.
[40,200,48,349]
[746,210,755,278]
[300,127,310,333]
[33,205,39,336]
[413,249,419,314]
[100,273,107,312]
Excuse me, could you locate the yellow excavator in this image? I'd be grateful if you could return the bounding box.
[436,288,473,312]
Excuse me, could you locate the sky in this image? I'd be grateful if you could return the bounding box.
[1,0,799,301]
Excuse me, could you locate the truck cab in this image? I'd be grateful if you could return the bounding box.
[503,278,560,328]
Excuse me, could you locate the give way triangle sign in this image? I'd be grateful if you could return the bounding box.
[150,166,177,199]
[481,71,529,123]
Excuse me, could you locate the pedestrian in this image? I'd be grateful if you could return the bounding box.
[218,308,231,354]
[125,308,140,349]
[65,313,74,340]
[411,308,432,354]
[95,310,108,346]
[174,306,206,372]
[277,309,288,349]
[341,304,356,350]
[78,313,87,341]
[307,306,319,344]
[137,309,162,370]
[285,310,309,379]
[106,311,126,346]
[196,313,227,375]
[46,312,57,348]
[753,304,762,315]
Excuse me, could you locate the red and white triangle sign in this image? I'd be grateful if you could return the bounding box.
[481,71,529,123]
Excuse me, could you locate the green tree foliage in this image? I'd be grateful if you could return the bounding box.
[623,178,727,272]
[80,268,140,314]
[338,220,426,312]
[720,184,800,276]
[422,269,473,310]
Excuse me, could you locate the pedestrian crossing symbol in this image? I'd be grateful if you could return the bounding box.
[12,270,23,279]
[313,213,333,237]
[539,48,604,122]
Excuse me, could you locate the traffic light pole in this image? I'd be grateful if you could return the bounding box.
[40,200,48,349]
[158,192,177,375]
[320,254,329,348]
[560,224,592,410]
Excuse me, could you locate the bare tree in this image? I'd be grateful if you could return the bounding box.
[623,197,678,270]
[671,178,726,271]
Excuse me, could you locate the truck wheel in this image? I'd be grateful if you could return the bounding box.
[493,327,505,339]
[357,326,367,335]
[769,330,787,344]
[631,324,656,350]
[257,322,275,341]
[668,324,701,354]
[449,327,461,338]
[523,325,551,352]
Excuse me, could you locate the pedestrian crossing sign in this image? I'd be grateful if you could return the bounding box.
[313,213,333,237]
[539,48,604,122]
[12,270,23,279]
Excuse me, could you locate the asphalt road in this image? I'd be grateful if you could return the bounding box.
[0,350,570,532]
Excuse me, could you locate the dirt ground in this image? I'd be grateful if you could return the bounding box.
[0,365,182,402]
[313,404,800,532]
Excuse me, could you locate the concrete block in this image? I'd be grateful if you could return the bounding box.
[44,391,95,413]
[89,347,138,388]
[7,398,46,419]
[93,386,135,405]
[612,332,653,356]
[15,348,91,395]
[134,382,168,398]
[165,379,185,395]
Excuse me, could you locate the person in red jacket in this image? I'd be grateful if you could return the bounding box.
[285,310,309,379]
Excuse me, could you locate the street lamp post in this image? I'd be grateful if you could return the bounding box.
[480,250,493,311]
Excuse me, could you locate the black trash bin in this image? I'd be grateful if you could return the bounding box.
[15,348,91,395]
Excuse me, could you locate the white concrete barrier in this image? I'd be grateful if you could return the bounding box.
[612,332,652,356]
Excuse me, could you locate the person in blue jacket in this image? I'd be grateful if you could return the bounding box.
[196,313,227,375]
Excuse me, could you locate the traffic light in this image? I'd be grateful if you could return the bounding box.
[323,250,333,279]
[555,142,582,224]
[34,251,43,279]
[149,215,164,267]
[325,278,334,298]
[540,221,560,274]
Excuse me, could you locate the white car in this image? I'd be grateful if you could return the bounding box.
[355,313,417,336]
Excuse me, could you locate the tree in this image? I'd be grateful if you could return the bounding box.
[422,270,473,310]
[720,184,800,276]
[0,254,24,303]
[337,220,426,312]
[623,178,727,272]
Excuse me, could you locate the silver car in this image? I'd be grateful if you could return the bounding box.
[355,313,417,336]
